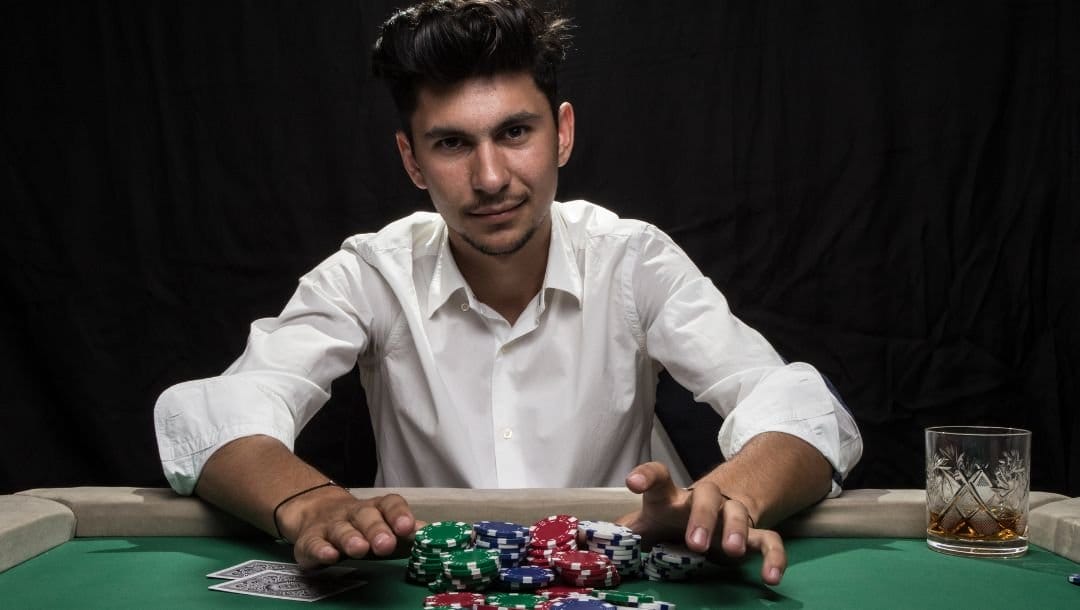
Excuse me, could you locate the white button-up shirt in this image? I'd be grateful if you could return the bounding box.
[155,201,862,495]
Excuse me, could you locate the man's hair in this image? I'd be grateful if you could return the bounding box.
[371,0,573,132]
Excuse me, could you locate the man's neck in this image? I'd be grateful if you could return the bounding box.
[450,217,552,326]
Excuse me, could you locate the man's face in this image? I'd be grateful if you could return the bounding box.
[396,72,574,257]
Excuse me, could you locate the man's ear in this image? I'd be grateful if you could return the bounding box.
[556,102,575,168]
[396,131,428,189]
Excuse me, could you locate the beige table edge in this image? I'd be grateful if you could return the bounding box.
[6,488,1077,571]
[0,494,76,573]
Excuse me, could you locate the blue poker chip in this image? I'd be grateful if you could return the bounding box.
[475,521,531,538]
[596,547,640,557]
[499,566,555,585]
[579,520,640,543]
[476,540,530,551]
[649,544,705,566]
[1068,573,1080,585]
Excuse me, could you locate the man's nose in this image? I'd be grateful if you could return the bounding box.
[471,142,510,194]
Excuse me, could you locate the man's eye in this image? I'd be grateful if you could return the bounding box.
[437,137,462,150]
[505,126,529,140]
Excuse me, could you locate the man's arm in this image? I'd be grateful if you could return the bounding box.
[195,435,415,569]
[617,431,831,585]
[694,430,832,529]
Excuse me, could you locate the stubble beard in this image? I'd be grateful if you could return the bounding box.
[459,193,549,257]
[461,222,539,257]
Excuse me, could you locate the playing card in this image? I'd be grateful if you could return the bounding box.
[207,559,303,579]
[208,569,366,602]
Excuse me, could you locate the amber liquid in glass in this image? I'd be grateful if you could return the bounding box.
[927,507,1024,542]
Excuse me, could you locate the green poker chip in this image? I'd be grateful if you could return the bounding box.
[426,574,453,593]
[484,592,546,608]
[416,521,474,549]
[593,589,656,605]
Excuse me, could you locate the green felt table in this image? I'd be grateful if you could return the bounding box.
[2,535,1077,609]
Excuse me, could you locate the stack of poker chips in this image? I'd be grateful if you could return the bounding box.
[484,592,549,609]
[549,550,621,588]
[439,548,503,591]
[641,542,705,581]
[423,591,486,609]
[408,521,475,586]
[474,520,532,568]
[526,515,579,567]
[577,520,642,577]
[497,565,556,592]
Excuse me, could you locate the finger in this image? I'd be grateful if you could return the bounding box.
[294,532,346,570]
[718,495,752,558]
[748,528,787,585]
[325,516,373,558]
[683,481,725,554]
[375,493,416,538]
[347,503,400,557]
[626,462,679,505]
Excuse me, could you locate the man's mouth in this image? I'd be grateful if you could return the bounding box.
[469,198,526,218]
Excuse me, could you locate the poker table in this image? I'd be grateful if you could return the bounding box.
[2,487,1078,609]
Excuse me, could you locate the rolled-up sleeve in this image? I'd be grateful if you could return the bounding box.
[154,251,379,495]
[630,225,862,496]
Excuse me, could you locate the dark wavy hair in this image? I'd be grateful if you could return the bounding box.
[371,0,573,133]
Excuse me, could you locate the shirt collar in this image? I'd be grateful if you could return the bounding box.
[424,203,584,319]
[542,203,583,306]
[426,224,470,318]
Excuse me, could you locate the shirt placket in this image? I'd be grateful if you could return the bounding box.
[488,295,545,486]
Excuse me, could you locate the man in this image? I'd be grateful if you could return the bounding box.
[154,0,862,586]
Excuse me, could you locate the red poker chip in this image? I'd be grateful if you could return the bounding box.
[529,533,577,547]
[550,551,610,571]
[530,516,579,541]
[424,591,486,607]
[530,547,573,558]
[557,570,618,582]
[556,567,616,578]
[535,585,594,599]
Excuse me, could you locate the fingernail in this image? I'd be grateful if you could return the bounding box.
[727,531,745,550]
[627,473,646,488]
[373,532,391,548]
[395,515,411,532]
[690,526,709,548]
[769,567,781,582]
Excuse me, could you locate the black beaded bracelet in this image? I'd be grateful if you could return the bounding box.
[272,481,343,543]
[719,492,756,529]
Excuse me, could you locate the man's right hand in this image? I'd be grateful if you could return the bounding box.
[277,487,418,569]
[193,436,420,570]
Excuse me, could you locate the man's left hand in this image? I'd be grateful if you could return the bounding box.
[615,461,786,585]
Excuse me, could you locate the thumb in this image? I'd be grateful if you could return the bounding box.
[626,461,678,504]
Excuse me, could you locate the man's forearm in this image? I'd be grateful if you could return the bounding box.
[697,431,833,528]
[195,435,337,537]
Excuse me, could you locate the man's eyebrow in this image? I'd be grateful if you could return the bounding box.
[422,111,544,141]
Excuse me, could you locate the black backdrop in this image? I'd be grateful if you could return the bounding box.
[2,1,1077,497]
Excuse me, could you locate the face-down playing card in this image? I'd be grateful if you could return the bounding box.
[208,563,366,602]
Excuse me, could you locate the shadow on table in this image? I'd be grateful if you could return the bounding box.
[86,536,290,562]
[784,536,1078,579]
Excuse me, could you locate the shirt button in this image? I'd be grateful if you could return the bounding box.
[460,303,469,312]
[502,427,513,440]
